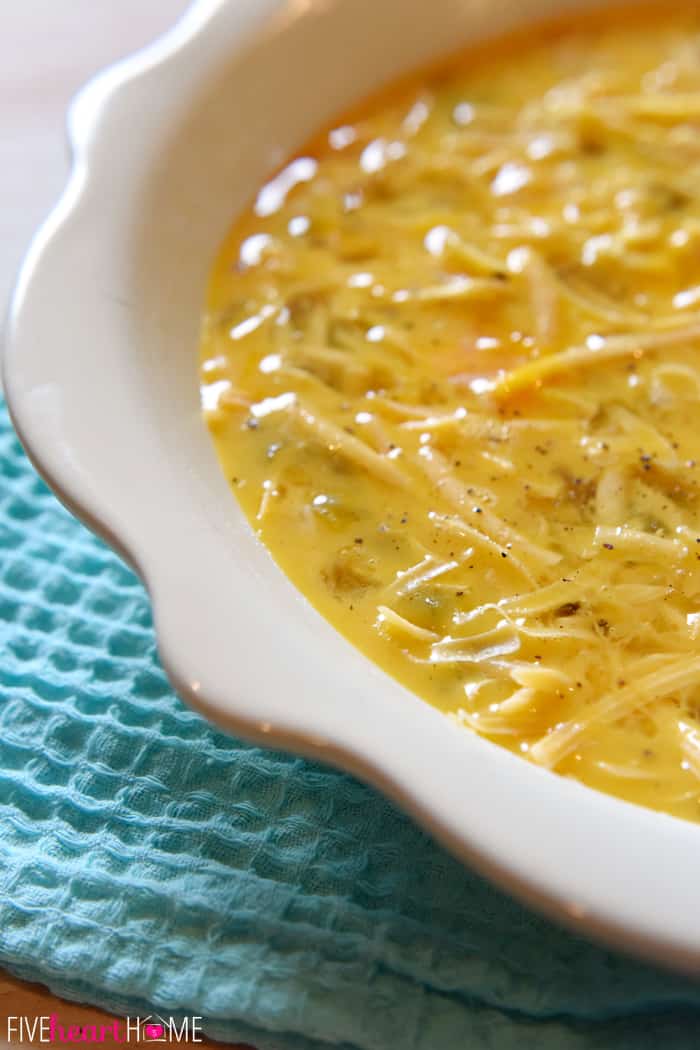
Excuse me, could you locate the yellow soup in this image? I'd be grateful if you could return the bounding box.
[201,7,700,822]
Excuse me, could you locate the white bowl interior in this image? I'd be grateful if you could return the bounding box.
[6,0,700,973]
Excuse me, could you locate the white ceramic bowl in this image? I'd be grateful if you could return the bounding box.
[5,0,699,973]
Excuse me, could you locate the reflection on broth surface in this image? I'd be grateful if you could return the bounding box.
[201,7,700,822]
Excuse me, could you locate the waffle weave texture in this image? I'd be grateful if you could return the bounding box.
[2,400,700,1048]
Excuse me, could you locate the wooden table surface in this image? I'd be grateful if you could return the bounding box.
[0,3,255,1046]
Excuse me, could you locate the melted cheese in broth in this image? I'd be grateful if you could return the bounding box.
[201,8,700,822]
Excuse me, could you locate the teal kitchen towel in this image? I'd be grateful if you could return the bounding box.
[2,397,700,1050]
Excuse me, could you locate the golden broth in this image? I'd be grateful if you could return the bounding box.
[200,8,700,822]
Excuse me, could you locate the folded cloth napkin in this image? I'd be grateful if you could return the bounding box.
[2,398,700,1049]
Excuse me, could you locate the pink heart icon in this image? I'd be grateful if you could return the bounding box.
[144,1025,164,1039]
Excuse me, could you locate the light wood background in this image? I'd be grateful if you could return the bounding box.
[1,0,190,310]
[0,2,254,1046]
